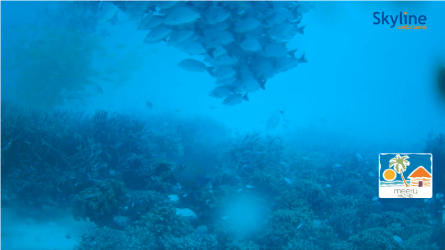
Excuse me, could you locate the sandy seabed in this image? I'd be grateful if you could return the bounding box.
[1,207,95,250]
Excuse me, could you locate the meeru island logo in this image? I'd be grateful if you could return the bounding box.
[379,153,432,198]
[373,12,427,30]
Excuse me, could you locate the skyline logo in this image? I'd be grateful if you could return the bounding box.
[379,153,432,198]
[373,12,427,30]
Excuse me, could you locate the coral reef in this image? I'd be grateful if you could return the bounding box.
[329,195,361,238]
[75,226,125,250]
[264,208,311,247]
[119,190,166,223]
[160,234,218,250]
[71,180,127,227]
[122,157,175,192]
[133,204,193,238]
[2,103,444,250]
[348,228,402,250]
[121,224,158,250]
[226,239,260,250]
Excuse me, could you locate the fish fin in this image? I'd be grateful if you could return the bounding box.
[259,78,266,90]
[206,67,215,75]
[227,49,233,58]
[206,47,215,58]
[290,18,302,25]
[243,93,249,101]
[288,49,298,58]
[291,5,300,17]
[261,18,270,28]
[194,23,204,36]
[299,54,307,63]
[297,26,306,35]
[110,12,119,25]
[260,43,266,52]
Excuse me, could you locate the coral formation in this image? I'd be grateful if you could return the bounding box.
[75,226,125,250]
[2,103,444,250]
[264,208,311,247]
[134,204,193,237]
[160,234,218,250]
[72,180,127,227]
[349,228,401,250]
[226,239,260,250]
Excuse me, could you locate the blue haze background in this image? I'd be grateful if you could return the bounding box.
[2,2,445,249]
[2,1,445,153]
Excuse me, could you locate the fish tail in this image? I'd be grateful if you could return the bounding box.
[206,67,215,75]
[243,93,249,101]
[297,26,306,35]
[259,78,266,90]
[288,49,298,58]
[206,47,215,58]
[299,54,307,63]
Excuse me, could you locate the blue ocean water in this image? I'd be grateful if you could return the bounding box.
[1,1,445,250]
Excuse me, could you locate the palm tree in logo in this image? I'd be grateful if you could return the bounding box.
[389,155,410,187]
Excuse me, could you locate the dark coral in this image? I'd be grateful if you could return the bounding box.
[133,204,193,238]
[349,228,402,250]
[72,180,127,227]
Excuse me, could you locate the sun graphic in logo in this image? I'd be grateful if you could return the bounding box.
[383,169,397,181]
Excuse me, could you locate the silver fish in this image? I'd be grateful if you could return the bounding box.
[177,59,213,73]
[205,6,231,25]
[234,18,261,33]
[240,38,262,52]
[234,77,261,93]
[176,40,207,55]
[137,14,163,30]
[164,7,200,25]
[215,76,237,86]
[209,85,233,98]
[207,55,238,66]
[143,26,172,44]
[156,1,178,9]
[96,2,119,25]
[222,93,249,106]
[209,31,234,45]
[263,44,296,58]
[211,66,236,81]
[167,30,195,47]
[274,57,299,74]
[266,8,292,26]
[209,44,227,58]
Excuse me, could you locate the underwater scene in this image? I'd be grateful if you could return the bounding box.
[2,1,445,250]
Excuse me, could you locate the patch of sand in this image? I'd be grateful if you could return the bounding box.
[1,207,95,250]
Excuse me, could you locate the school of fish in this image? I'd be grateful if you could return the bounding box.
[93,1,310,106]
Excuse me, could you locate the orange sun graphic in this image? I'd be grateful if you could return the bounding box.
[383,169,397,181]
